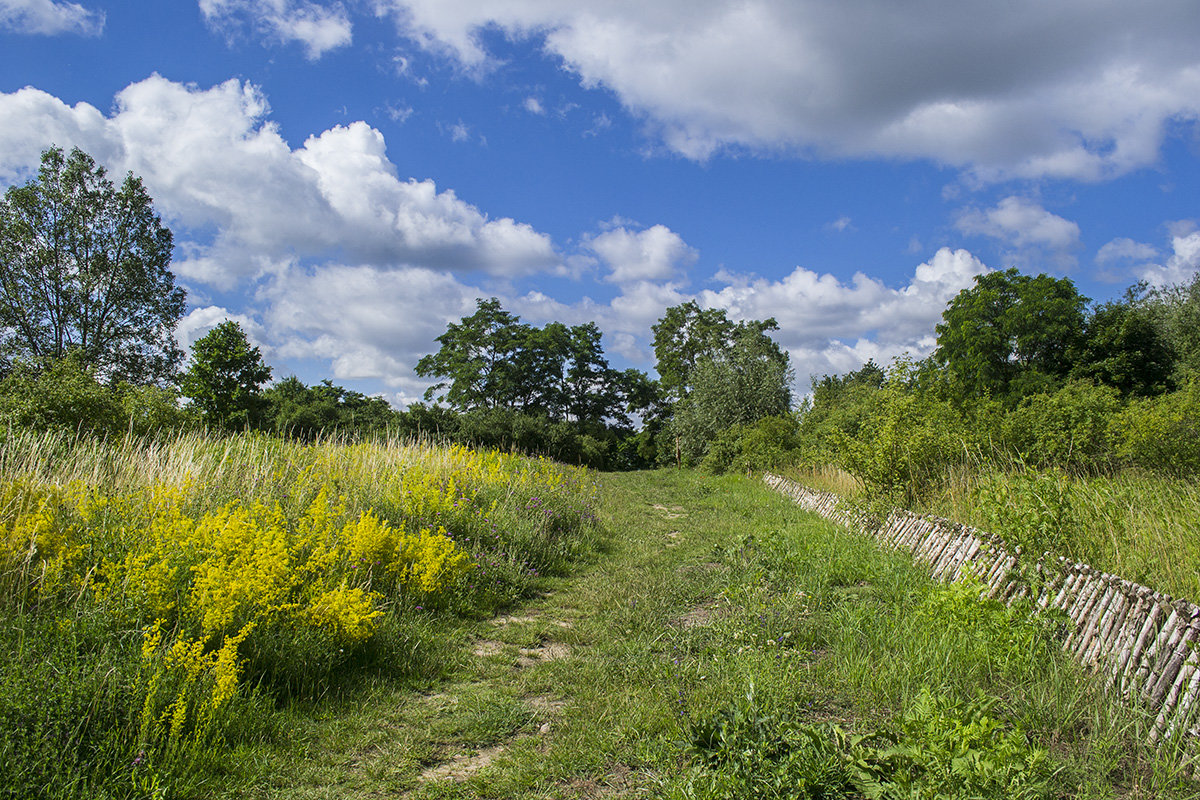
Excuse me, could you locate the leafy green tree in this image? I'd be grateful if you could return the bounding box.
[668,327,793,465]
[559,322,607,421]
[0,146,185,385]
[179,320,272,430]
[511,321,571,416]
[1142,274,1200,383]
[700,414,802,475]
[652,301,783,403]
[262,376,399,439]
[933,268,1087,403]
[417,298,642,428]
[416,298,526,410]
[1075,292,1174,397]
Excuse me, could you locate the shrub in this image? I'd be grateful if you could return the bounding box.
[838,386,974,504]
[0,355,124,436]
[1000,380,1122,473]
[1110,379,1200,476]
[701,415,802,475]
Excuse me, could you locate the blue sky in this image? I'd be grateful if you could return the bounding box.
[2,0,1200,406]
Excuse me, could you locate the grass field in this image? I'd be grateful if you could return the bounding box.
[2,435,1196,798]
[221,470,1195,798]
[784,461,1200,603]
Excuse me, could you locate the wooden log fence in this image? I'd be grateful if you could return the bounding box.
[763,472,1200,765]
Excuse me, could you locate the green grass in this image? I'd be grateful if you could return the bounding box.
[0,430,600,799]
[4,436,1196,798]
[206,468,1198,799]
[924,466,1200,602]
[783,458,1200,604]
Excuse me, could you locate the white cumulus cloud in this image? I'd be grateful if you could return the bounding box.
[588,224,698,284]
[1136,228,1200,287]
[263,263,480,394]
[1096,237,1159,265]
[0,0,103,35]
[0,77,560,288]
[956,196,1081,268]
[177,306,269,353]
[956,196,1080,250]
[696,247,989,384]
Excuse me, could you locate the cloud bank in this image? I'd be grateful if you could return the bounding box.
[376,0,1200,180]
[0,74,991,401]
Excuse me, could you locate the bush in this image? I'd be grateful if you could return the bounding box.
[1110,379,1200,476]
[838,385,974,504]
[701,415,802,475]
[0,355,124,436]
[119,383,192,436]
[1000,380,1122,473]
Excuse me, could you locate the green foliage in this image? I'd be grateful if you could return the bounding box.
[1109,378,1200,476]
[686,686,1052,800]
[0,354,124,436]
[179,320,272,431]
[262,376,400,440]
[1000,381,1122,473]
[0,146,185,385]
[883,689,1053,799]
[796,362,886,464]
[1077,294,1175,397]
[119,383,191,436]
[700,415,801,475]
[934,268,1087,403]
[416,298,647,427]
[837,382,973,504]
[436,406,634,469]
[0,612,144,800]
[663,319,792,465]
[971,469,1080,559]
[1142,273,1200,383]
[652,301,785,404]
[687,690,885,799]
[416,297,527,411]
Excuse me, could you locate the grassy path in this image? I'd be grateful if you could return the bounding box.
[225,469,815,797]
[226,470,1198,799]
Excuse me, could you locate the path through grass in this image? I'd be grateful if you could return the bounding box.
[226,469,1199,799]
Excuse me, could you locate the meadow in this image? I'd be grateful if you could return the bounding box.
[0,429,600,798]
[3,431,1198,798]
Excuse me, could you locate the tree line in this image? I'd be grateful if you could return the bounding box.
[780,268,1200,503]
[0,146,794,469]
[6,144,1200,480]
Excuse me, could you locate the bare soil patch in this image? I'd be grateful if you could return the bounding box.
[651,503,687,519]
[516,641,571,668]
[472,639,506,657]
[671,601,724,629]
[419,744,508,783]
[560,762,637,798]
